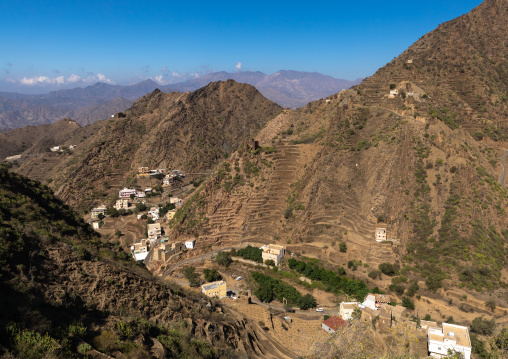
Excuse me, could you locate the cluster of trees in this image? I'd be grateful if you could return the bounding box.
[203,268,222,282]
[288,258,369,300]
[232,245,263,263]
[251,272,317,310]
[158,202,175,217]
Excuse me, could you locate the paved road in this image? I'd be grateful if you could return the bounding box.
[500,149,508,188]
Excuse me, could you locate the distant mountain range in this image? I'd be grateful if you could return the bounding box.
[164,70,362,108]
[0,71,361,131]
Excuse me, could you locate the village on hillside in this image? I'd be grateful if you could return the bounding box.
[82,162,488,358]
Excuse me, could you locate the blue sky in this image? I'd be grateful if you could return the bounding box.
[0,0,483,93]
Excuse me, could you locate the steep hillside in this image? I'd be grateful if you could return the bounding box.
[16,80,282,210]
[0,118,81,159]
[168,0,508,303]
[0,164,292,358]
[70,96,134,126]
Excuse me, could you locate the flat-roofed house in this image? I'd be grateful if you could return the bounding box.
[91,205,107,219]
[339,302,358,320]
[375,228,387,242]
[392,305,407,321]
[379,305,392,330]
[361,307,379,322]
[171,242,185,252]
[114,198,129,210]
[322,316,347,333]
[262,244,285,265]
[148,223,162,240]
[428,323,471,359]
[185,239,195,249]
[119,188,137,198]
[131,239,149,261]
[363,293,391,310]
[201,281,227,298]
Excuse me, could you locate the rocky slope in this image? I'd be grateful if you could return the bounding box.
[167,0,508,304]
[14,80,282,211]
[0,118,81,159]
[0,164,293,358]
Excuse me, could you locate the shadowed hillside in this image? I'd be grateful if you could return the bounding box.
[0,164,294,358]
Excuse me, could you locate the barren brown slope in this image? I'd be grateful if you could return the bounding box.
[358,0,507,138]
[168,0,507,304]
[21,80,282,210]
[0,165,293,358]
[0,118,81,159]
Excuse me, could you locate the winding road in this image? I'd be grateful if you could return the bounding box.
[500,149,508,188]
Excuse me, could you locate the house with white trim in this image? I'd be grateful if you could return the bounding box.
[428,323,471,359]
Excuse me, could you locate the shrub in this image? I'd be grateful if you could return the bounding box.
[425,276,443,291]
[471,316,496,335]
[236,245,263,263]
[339,242,347,252]
[182,266,201,287]
[402,297,415,310]
[203,268,222,282]
[264,259,275,266]
[424,314,432,321]
[368,270,381,280]
[215,251,232,267]
[78,343,92,354]
[378,262,399,276]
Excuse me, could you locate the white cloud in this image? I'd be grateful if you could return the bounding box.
[67,74,81,83]
[14,73,114,86]
[172,72,182,78]
[155,75,165,84]
[235,62,242,71]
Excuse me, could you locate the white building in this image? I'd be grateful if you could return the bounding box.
[119,188,137,198]
[185,239,195,249]
[114,198,129,210]
[131,239,149,261]
[136,191,146,198]
[261,244,285,265]
[170,197,183,206]
[428,323,471,359]
[375,228,387,242]
[90,205,107,219]
[339,302,358,320]
[148,223,162,240]
[363,293,391,310]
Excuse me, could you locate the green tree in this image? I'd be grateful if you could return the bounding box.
[339,242,347,253]
[216,251,232,267]
[203,268,222,282]
[402,297,415,310]
[471,316,496,335]
[182,266,201,287]
[298,294,317,310]
[264,259,275,266]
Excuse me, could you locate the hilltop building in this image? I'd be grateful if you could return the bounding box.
[201,281,227,298]
[261,244,285,265]
[428,323,471,359]
[185,239,195,249]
